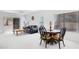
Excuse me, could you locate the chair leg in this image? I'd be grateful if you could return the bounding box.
[62,40,65,47]
[40,39,42,45]
[58,41,61,49]
[45,43,47,48]
[45,42,47,48]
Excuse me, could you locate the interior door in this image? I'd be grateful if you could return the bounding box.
[13,18,20,30]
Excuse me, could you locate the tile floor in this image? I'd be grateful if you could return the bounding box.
[0,31,79,49]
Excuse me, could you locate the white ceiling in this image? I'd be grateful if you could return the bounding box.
[0,10,78,15]
[0,10,38,15]
[37,10,78,14]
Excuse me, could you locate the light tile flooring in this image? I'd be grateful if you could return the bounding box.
[0,31,79,49]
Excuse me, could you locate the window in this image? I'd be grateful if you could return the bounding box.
[39,16,44,26]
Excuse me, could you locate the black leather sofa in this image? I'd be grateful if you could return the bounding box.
[23,25,38,34]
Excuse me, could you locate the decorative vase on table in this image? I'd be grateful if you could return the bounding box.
[49,21,52,31]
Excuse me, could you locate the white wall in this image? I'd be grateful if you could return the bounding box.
[20,16,26,29]
[20,15,31,29]
[20,12,57,31]
[11,10,77,30]
[0,15,4,34]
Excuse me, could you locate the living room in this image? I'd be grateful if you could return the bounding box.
[0,10,79,49]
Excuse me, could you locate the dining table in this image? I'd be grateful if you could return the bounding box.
[43,30,60,35]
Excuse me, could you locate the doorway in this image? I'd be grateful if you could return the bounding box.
[3,17,13,34]
[13,18,20,30]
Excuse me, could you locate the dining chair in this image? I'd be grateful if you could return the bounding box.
[53,27,66,49]
[39,25,47,34]
[39,26,47,45]
[39,27,56,48]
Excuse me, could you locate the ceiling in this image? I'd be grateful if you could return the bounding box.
[0,10,38,15]
[0,10,78,15]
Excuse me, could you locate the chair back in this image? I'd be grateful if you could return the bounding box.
[60,27,66,38]
[39,26,47,35]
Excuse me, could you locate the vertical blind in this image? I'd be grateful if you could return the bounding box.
[54,11,79,32]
